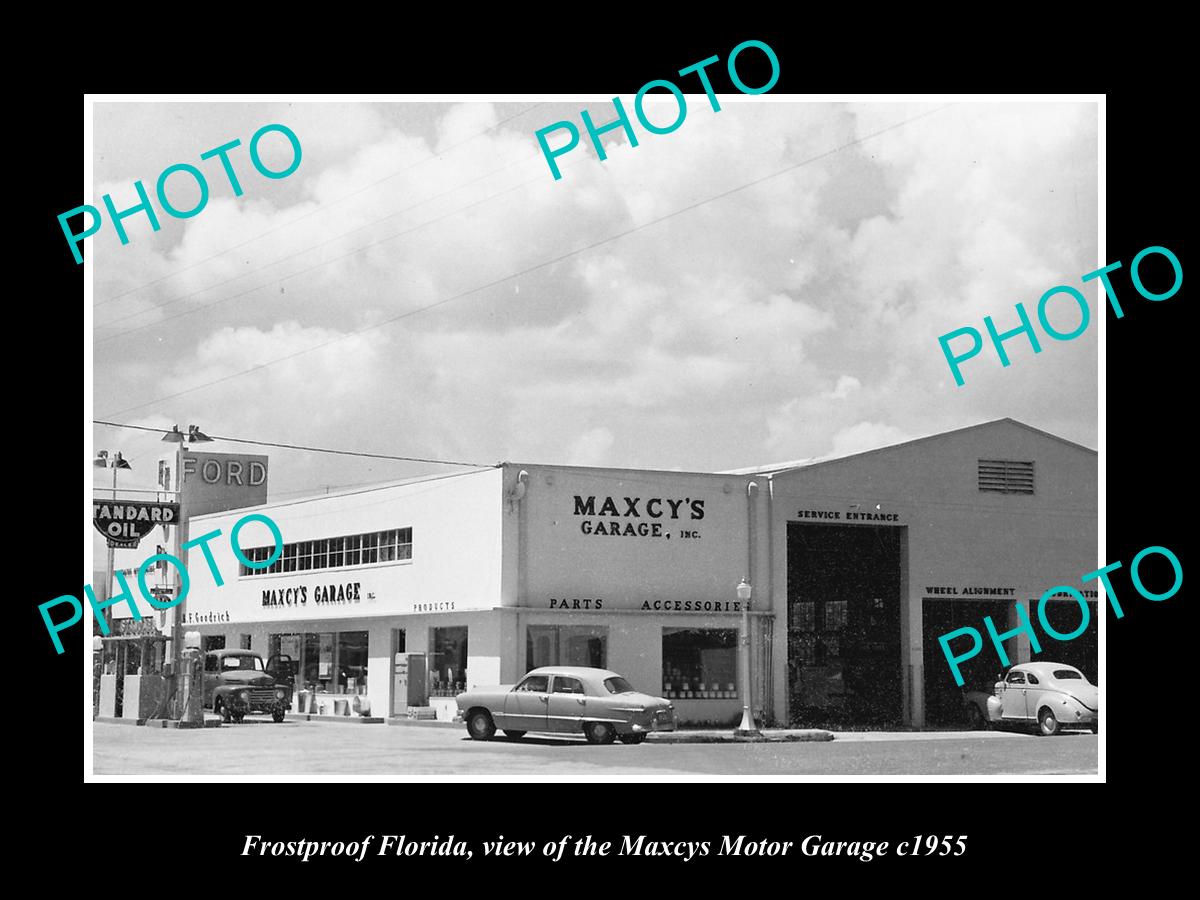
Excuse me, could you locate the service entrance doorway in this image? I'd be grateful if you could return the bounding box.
[786,523,903,726]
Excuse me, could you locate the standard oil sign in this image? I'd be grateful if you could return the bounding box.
[93,500,180,549]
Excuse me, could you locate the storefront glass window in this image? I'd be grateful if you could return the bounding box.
[430,626,468,697]
[662,628,738,699]
[268,633,301,684]
[526,626,608,672]
[303,632,336,693]
[202,635,226,653]
[337,631,369,694]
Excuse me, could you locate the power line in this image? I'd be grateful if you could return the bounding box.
[96,160,546,343]
[95,102,545,308]
[101,104,951,420]
[96,148,542,338]
[92,420,491,468]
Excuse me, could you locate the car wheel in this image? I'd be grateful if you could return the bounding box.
[618,733,646,745]
[584,722,616,744]
[502,730,526,740]
[272,708,286,723]
[466,710,496,740]
[215,698,231,723]
[965,703,989,730]
[1037,708,1060,736]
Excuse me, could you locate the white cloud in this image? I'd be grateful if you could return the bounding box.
[828,422,913,458]
[566,427,615,466]
[93,100,1098,496]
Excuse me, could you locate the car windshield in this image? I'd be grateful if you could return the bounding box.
[220,655,264,671]
[604,676,634,694]
[1053,669,1083,680]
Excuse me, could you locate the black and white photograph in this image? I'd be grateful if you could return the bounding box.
[80,90,1110,782]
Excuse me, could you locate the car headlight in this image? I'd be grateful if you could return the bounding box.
[275,688,287,700]
[240,690,251,704]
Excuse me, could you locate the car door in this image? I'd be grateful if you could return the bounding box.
[503,674,550,731]
[1024,670,1046,717]
[546,675,588,733]
[999,670,1030,721]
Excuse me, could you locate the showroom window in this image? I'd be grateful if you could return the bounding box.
[526,625,608,672]
[662,628,738,699]
[430,626,468,697]
[289,630,369,695]
[202,635,226,653]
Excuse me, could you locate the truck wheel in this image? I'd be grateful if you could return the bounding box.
[467,710,495,740]
[618,733,646,745]
[215,698,231,723]
[584,722,616,744]
[272,708,286,723]
[1038,708,1060,736]
[232,711,245,724]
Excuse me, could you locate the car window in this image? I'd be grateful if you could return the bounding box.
[553,676,585,695]
[1006,671,1026,685]
[515,675,549,692]
[604,676,634,694]
[1053,669,1083,680]
[220,655,264,672]
[1026,673,1039,685]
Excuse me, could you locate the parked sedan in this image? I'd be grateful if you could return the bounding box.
[963,662,1097,735]
[456,666,676,744]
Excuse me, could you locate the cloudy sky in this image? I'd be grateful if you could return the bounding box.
[90,98,1098,508]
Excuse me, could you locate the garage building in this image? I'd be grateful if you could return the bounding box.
[180,418,1097,727]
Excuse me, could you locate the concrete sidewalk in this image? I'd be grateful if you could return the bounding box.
[647,729,834,744]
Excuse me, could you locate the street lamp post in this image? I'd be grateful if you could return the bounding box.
[735,578,759,735]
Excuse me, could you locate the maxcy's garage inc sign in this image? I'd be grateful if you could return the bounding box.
[93,501,180,548]
[572,494,706,539]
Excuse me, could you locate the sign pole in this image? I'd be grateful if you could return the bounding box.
[171,442,184,715]
[104,464,117,636]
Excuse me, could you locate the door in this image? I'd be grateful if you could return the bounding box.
[998,670,1030,721]
[503,674,549,731]
[546,675,588,733]
[391,630,407,716]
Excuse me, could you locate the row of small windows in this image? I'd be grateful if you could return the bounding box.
[239,528,413,577]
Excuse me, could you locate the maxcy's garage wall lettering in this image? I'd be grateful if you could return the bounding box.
[261,583,362,607]
[543,596,748,612]
[573,495,705,539]
[796,508,900,523]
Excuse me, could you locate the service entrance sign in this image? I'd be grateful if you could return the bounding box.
[93,501,180,549]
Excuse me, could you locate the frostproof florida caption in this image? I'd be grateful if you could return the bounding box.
[242,834,964,862]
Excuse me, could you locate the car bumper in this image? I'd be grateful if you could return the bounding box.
[631,717,677,734]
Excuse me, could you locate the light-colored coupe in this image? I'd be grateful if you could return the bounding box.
[963,662,1098,736]
[456,666,677,744]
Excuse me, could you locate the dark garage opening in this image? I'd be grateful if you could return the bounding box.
[1037,598,1097,684]
[786,523,902,727]
[922,600,1012,726]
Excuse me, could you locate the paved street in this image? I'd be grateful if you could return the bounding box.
[93,722,1097,776]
